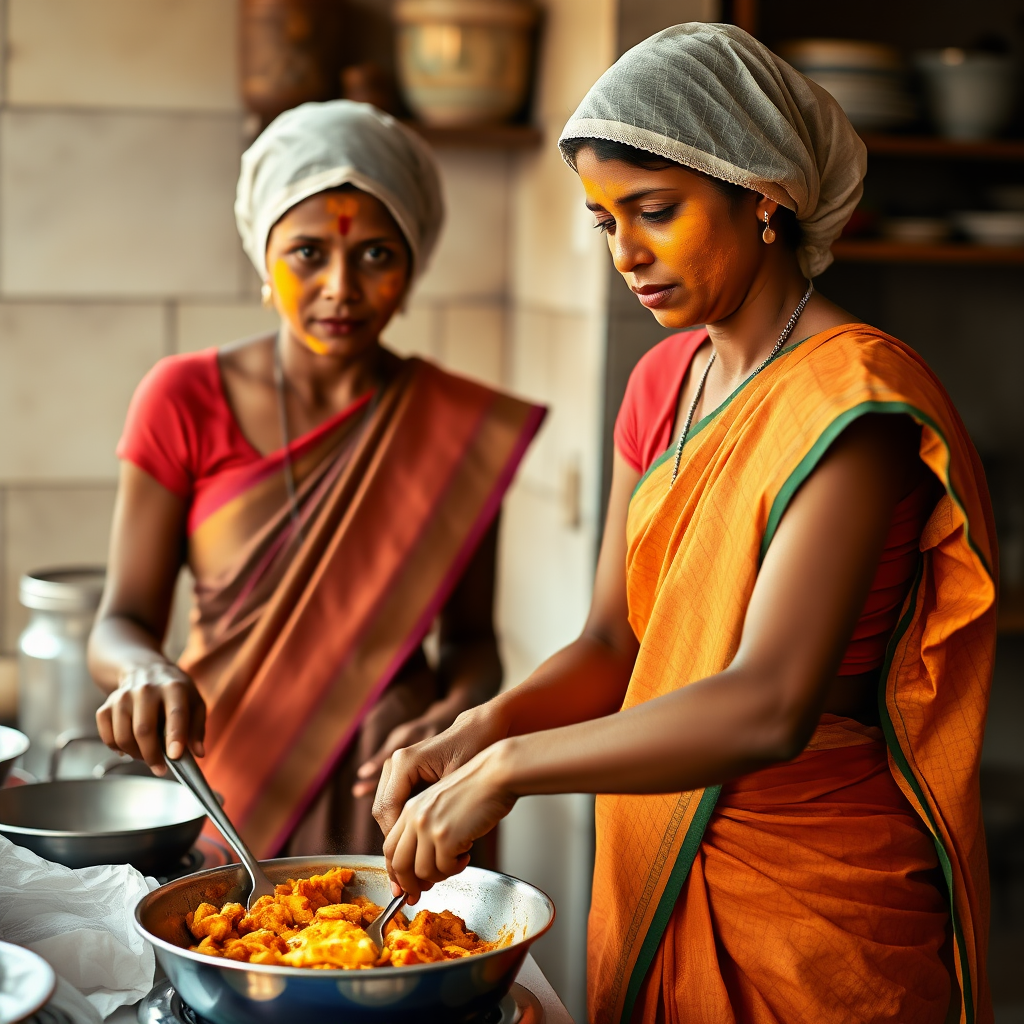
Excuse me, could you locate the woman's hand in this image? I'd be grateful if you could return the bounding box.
[382,741,517,902]
[95,662,206,776]
[352,705,453,800]
[371,702,511,837]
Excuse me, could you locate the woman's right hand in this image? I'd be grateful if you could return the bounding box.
[95,662,206,777]
[372,702,509,840]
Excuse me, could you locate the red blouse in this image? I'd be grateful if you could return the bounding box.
[614,330,933,677]
[117,349,371,535]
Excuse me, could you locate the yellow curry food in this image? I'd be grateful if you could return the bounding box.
[186,867,503,969]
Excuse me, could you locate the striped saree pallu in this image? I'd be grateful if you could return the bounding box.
[589,326,996,1024]
[179,358,545,857]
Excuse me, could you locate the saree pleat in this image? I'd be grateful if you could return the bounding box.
[180,357,545,856]
[589,326,995,1024]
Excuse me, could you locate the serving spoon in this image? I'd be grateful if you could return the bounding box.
[365,891,407,953]
[164,747,275,911]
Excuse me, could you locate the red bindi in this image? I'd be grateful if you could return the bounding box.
[338,216,352,236]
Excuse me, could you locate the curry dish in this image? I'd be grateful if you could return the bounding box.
[186,867,503,969]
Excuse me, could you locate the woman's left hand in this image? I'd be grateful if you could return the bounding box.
[352,707,454,799]
[382,742,517,903]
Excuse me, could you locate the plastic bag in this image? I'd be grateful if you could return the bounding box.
[0,836,156,1018]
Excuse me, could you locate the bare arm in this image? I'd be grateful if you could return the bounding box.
[90,461,205,773]
[372,451,642,827]
[381,415,920,898]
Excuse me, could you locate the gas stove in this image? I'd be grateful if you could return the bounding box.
[136,978,545,1024]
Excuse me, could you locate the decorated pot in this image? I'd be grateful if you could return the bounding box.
[394,0,538,127]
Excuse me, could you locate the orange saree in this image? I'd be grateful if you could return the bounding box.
[178,357,544,858]
[589,326,996,1024]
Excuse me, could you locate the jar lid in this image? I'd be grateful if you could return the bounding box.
[19,567,106,612]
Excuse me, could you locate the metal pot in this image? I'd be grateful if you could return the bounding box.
[135,855,555,1024]
[0,725,29,786]
[0,776,206,872]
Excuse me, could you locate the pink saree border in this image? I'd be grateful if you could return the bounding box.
[266,401,547,854]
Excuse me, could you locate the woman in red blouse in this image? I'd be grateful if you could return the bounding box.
[89,101,543,858]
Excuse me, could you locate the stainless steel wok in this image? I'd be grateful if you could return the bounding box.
[0,776,206,872]
[134,855,555,1024]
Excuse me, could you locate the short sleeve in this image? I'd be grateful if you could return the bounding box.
[613,330,709,475]
[613,373,645,473]
[116,354,210,498]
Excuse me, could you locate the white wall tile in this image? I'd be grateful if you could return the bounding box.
[415,151,511,302]
[510,0,616,314]
[0,302,164,480]
[438,303,505,387]
[380,299,440,360]
[0,110,245,298]
[6,0,240,112]
[176,301,278,353]
[3,485,116,651]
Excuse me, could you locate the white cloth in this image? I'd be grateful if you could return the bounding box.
[236,100,445,280]
[558,22,867,277]
[0,837,156,1019]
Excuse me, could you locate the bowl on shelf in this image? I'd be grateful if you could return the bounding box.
[880,217,950,244]
[914,49,1017,140]
[780,39,915,132]
[990,184,1024,212]
[393,0,538,127]
[951,211,1024,246]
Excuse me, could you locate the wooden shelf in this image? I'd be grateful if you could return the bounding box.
[403,122,543,149]
[859,134,1024,161]
[832,239,1024,265]
[999,589,1024,635]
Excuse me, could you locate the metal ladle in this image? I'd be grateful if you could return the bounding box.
[164,748,275,911]
[165,747,406,946]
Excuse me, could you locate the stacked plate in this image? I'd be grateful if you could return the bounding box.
[781,39,915,132]
[0,941,55,1023]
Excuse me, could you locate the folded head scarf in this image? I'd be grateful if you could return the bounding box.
[236,100,444,281]
[558,23,866,278]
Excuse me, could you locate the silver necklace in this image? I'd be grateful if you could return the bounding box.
[670,281,814,487]
[273,336,304,540]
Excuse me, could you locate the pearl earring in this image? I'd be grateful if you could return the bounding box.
[261,282,273,307]
[762,211,776,244]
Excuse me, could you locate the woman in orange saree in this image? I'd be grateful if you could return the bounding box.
[372,25,995,1024]
[91,100,544,858]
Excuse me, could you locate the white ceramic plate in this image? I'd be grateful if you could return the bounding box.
[0,941,56,1024]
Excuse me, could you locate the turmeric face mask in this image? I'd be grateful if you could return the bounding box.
[575,149,761,330]
[265,188,411,359]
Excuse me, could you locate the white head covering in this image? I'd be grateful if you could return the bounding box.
[558,23,866,278]
[236,100,444,280]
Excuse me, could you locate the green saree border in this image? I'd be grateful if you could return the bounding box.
[758,398,995,1024]
[619,785,722,1024]
[877,560,975,1024]
[630,337,815,501]
[759,399,991,576]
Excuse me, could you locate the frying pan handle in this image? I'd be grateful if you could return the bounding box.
[164,748,269,893]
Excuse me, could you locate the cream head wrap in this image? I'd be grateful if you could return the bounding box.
[236,100,444,280]
[558,23,866,278]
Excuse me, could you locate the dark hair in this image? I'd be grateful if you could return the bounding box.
[562,137,800,251]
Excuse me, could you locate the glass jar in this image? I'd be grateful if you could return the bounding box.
[18,568,106,780]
